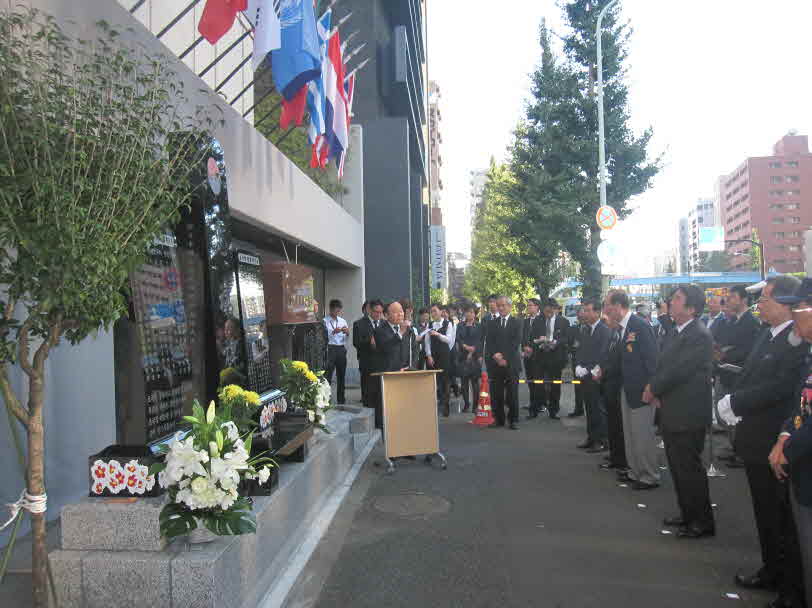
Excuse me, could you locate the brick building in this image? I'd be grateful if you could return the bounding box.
[722,134,812,272]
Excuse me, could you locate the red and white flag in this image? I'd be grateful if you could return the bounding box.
[322,30,348,169]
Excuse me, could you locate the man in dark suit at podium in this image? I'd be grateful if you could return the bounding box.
[369,300,416,429]
[484,295,523,430]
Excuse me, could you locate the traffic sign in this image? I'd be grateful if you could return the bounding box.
[596,205,618,230]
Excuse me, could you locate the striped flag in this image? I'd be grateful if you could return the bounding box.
[336,73,355,178]
[322,29,348,170]
[307,9,332,168]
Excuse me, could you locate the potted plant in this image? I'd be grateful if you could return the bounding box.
[150,400,275,541]
[0,9,221,605]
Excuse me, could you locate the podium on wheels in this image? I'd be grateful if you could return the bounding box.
[371,369,447,473]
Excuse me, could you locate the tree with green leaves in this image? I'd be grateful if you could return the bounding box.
[0,10,218,607]
[465,163,552,304]
[510,4,659,299]
[695,250,730,273]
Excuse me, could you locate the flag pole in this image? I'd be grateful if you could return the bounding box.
[343,42,366,64]
[326,12,353,39]
[344,57,370,82]
[341,30,359,52]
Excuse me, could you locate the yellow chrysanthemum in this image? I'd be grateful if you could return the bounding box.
[291,361,309,372]
[244,391,261,406]
[305,370,318,383]
[222,385,243,400]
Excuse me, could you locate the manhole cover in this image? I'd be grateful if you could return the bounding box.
[372,494,451,518]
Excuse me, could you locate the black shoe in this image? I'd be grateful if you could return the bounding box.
[568,411,584,418]
[549,413,560,420]
[576,440,593,449]
[586,442,609,454]
[676,523,715,538]
[766,595,804,608]
[488,422,505,428]
[662,516,685,527]
[600,462,623,470]
[631,481,659,490]
[509,422,519,430]
[734,571,777,591]
[462,404,470,413]
[617,471,633,481]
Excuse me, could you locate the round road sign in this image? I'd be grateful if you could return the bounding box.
[596,205,618,230]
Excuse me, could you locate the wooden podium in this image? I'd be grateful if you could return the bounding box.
[371,369,447,473]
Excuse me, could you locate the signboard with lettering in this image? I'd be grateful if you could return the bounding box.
[263,262,317,324]
[430,225,447,290]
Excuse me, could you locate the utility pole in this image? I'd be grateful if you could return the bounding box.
[596,0,619,209]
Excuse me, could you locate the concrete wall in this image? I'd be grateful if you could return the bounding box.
[326,126,366,386]
[1,0,364,546]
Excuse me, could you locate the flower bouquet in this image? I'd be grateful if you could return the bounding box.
[150,400,276,539]
[218,384,261,434]
[278,359,332,431]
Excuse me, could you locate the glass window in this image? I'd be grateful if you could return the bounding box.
[787,190,801,196]
[788,245,800,252]
[771,176,783,184]
[786,203,800,210]
[774,232,785,238]
[769,161,782,168]
[772,217,785,224]
[786,161,799,168]
[787,175,801,183]
[790,217,801,224]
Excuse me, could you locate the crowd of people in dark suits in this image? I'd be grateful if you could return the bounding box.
[340,279,812,608]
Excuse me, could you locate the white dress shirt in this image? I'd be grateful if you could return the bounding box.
[424,319,455,357]
[771,319,793,339]
[619,309,633,335]
[324,315,348,346]
[676,318,694,333]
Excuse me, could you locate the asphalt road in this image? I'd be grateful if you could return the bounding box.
[284,384,772,608]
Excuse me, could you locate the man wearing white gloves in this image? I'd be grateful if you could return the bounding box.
[574,298,612,452]
[716,275,806,604]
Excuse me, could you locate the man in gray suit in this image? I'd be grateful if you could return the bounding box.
[604,290,660,490]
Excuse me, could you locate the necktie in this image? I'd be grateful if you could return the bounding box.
[502,317,506,329]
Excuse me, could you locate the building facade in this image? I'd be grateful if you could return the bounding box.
[1,0,366,543]
[677,217,690,273]
[687,198,719,270]
[721,134,812,273]
[334,0,430,305]
[447,252,468,300]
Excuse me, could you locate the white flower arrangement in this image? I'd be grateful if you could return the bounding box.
[151,400,276,539]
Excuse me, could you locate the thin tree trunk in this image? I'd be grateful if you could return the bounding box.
[28,372,47,608]
[583,225,603,300]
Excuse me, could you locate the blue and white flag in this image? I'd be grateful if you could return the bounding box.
[271,0,320,100]
[306,9,331,148]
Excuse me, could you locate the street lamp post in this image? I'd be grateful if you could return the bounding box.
[726,239,765,280]
[596,0,619,209]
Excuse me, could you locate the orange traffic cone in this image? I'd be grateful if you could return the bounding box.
[472,372,495,427]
